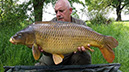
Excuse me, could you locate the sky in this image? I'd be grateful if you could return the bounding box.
[18,0,129,21]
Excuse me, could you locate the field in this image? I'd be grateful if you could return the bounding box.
[0,22,129,72]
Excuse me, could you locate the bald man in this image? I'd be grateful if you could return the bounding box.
[35,0,91,66]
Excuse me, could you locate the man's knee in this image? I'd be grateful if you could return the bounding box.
[70,51,91,65]
[35,54,55,66]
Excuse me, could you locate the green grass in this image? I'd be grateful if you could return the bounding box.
[88,22,129,72]
[0,22,129,72]
[0,23,37,72]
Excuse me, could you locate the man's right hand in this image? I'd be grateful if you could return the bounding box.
[38,46,44,52]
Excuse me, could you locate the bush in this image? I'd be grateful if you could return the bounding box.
[0,0,33,26]
[90,13,107,25]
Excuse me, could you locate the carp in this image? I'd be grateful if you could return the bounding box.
[9,21,118,64]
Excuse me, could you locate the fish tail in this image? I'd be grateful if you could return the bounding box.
[99,36,118,63]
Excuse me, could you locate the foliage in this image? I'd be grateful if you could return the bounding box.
[19,0,84,21]
[110,0,129,12]
[88,12,114,25]
[110,0,129,21]
[89,13,107,25]
[83,0,113,22]
[88,22,129,72]
[85,0,129,21]
[0,0,31,26]
[0,21,34,72]
[71,7,80,19]
[86,0,111,12]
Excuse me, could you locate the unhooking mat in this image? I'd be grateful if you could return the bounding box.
[3,63,121,72]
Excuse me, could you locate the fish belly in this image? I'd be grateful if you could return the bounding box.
[37,34,87,54]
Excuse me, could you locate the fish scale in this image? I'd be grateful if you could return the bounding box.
[9,21,118,64]
[33,23,102,54]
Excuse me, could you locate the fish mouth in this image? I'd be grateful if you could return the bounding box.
[9,38,17,44]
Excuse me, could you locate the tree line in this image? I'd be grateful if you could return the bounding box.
[0,0,129,26]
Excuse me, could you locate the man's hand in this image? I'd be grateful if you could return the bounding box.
[77,46,86,52]
[74,44,91,53]
[38,46,44,52]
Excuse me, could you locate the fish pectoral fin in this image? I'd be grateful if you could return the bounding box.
[32,43,41,60]
[53,54,64,65]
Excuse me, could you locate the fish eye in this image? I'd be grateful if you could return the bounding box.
[18,35,22,38]
[17,34,22,38]
[18,33,22,35]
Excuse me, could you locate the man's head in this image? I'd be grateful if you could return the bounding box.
[55,0,72,22]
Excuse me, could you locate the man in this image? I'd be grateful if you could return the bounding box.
[36,0,91,66]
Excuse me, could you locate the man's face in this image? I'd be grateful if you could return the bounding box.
[55,2,72,22]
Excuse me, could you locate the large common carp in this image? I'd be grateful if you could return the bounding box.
[9,21,118,64]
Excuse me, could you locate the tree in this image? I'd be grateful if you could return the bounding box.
[0,0,29,26]
[85,0,129,21]
[30,0,84,21]
[32,0,43,21]
[0,0,88,23]
[109,0,129,21]
[27,0,56,21]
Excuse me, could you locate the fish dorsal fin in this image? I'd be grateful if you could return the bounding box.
[32,43,41,60]
[53,54,64,65]
[34,21,51,24]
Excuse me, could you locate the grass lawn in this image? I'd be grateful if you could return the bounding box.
[0,21,129,72]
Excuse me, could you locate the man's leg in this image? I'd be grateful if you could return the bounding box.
[35,51,91,66]
[70,51,91,65]
[35,53,55,66]
[60,51,91,65]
